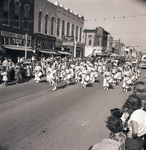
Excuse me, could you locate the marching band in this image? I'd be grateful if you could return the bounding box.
[31,56,141,91]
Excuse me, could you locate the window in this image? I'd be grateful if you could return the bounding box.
[24,4,30,30]
[89,39,92,45]
[62,20,65,38]
[45,14,48,34]
[57,18,60,36]
[38,11,42,32]
[67,22,70,36]
[71,24,74,37]
[3,0,10,25]
[79,27,82,42]
[76,26,78,41]
[51,17,54,35]
[14,0,21,28]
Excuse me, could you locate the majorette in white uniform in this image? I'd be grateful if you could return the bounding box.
[34,64,42,84]
[103,69,113,90]
[122,71,131,92]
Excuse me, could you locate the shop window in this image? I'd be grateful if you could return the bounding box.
[67,22,70,36]
[76,26,78,41]
[38,11,42,33]
[3,0,10,25]
[45,14,48,34]
[24,4,30,30]
[71,24,74,37]
[51,17,54,35]
[57,18,60,36]
[14,0,21,28]
[62,20,65,38]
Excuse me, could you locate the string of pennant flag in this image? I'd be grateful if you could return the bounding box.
[85,13,146,21]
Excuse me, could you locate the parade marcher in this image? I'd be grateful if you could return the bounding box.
[103,68,112,90]
[34,63,42,85]
[122,70,131,92]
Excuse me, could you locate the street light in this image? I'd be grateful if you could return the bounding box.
[25,33,28,60]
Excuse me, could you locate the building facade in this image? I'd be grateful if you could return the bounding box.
[55,2,85,57]
[107,35,113,52]
[0,0,34,62]
[33,0,57,56]
[84,27,109,57]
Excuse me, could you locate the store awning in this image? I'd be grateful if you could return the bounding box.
[38,49,60,55]
[57,51,72,55]
[3,45,34,52]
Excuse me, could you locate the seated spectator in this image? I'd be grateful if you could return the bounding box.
[89,116,126,150]
[125,95,146,150]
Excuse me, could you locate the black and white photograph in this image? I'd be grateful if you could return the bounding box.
[0,0,146,149]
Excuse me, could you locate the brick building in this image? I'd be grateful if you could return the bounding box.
[0,0,34,62]
[55,2,85,57]
[84,27,109,57]
[33,0,58,56]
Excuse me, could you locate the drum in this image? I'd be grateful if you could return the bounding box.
[107,77,113,84]
[131,75,136,81]
[114,73,119,79]
[66,74,71,80]
[126,78,132,84]
[38,72,42,77]
[85,75,90,82]
[94,72,98,78]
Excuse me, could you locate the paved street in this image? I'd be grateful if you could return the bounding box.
[0,70,146,150]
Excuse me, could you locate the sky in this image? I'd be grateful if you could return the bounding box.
[49,0,146,53]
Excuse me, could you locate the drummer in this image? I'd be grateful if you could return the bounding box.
[34,63,42,85]
[103,68,111,90]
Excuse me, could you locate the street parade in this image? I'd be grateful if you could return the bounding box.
[0,0,146,150]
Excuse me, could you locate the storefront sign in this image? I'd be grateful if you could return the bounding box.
[63,36,74,42]
[1,31,31,40]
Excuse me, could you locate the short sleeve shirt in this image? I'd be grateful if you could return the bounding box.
[127,109,146,137]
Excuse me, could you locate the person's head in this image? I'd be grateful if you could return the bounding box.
[106,116,123,133]
[110,108,123,118]
[123,94,142,112]
[134,81,146,101]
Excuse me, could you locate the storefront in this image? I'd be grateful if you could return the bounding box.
[34,33,56,58]
[0,31,33,63]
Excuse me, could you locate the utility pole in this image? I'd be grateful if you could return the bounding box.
[74,41,77,57]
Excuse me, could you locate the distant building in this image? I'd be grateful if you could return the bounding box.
[84,27,109,57]
[107,35,113,52]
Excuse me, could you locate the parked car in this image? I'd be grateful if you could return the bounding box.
[140,54,146,69]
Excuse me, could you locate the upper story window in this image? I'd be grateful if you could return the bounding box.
[62,20,65,38]
[45,14,48,34]
[79,27,82,42]
[14,0,21,28]
[57,18,60,36]
[38,11,42,33]
[51,17,54,35]
[88,35,92,46]
[71,24,74,37]
[67,22,70,36]
[3,0,10,25]
[76,26,78,41]
[89,39,92,45]
[24,4,30,30]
